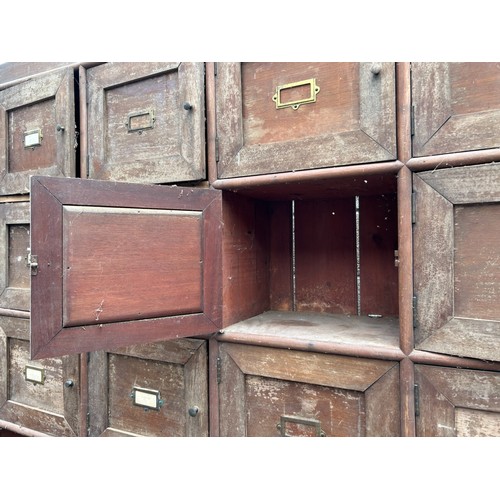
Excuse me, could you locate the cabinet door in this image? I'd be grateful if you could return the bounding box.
[415,365,500,437]
[0,327,81,436]
[30,176,222,360]
[215,62,397,178]
[86,62,206,183]
[88,339,208,437]
[0,68,76,194]
[413,163,500,361]
[412,62,500,157]
[218,343,400,437]
[0,202,30,313]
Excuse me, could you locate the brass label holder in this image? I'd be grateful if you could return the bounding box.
[24,129,43,148]
[25,365,45,385]
[130,386,164,411]
[126,109,155,133]
[277,415,326,436]
[272,78,320,110]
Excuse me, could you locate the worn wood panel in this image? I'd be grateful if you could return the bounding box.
[359,194,399,316]
[0,68,75,194]
[294,198,356,314]
[365,364,400,436]
[455,408,500,437]
[89,339,207,437]
[216,62,397,178]
[0,316,29,341]
[0,62,76,85]
[414,164,500,361]
[30,176,222,359]
[63,206,203,326]
[412,62,500,157]
[218,342,399,437]
[245,375,365,437]
[454,203,499,320]
[0,202,30,312]
[415,365,500,437]
[221,191,270,327]
[87,62,205,184]
[0,331,80,436]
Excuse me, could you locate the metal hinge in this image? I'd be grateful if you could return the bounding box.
[411,191,417,224]
[413,295,418,329]
[215,136,220,163]
[86,411,90,437]
[214,62,218,77]
[410,104,416,137]
[216,356,222,384]
[414,383,420,417]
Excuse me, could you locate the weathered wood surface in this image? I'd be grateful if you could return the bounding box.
[86,62,206,184]
[413,164,500,361]
[0,68,75,194]
[415,364,500,436]
[216,62,397,178]
[217,342,400,436]
[412,62,500,157]
[0,202,30,312]
[88,339,208,437]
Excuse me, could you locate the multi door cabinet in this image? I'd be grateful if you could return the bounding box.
[0,61,499,438]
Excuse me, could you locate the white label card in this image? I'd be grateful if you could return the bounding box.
[133,388,160,410]
[25,366,44,384]
[24,130,42,148]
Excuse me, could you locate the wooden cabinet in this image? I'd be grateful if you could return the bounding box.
[217,340,401,436]
[0,61,499,438]
[0,68,76,194]
[415,364,500,436]
[214,62,397,178]
[412,62,500,158]
[88,339,208,437]
[85,62,206,184]
[413,163,500,361]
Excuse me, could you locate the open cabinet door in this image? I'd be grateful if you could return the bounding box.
[30,176,222,360]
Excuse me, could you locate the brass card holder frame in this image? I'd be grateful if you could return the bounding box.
[126,109,156,133]
[24,364,45,385]
[277,415,326,436]
[272,78,320,110]
[130,386,164,411]
[24,128,43,148]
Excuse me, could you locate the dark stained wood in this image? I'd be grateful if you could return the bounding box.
[89,339,208,436]
[0,331,81,436]
[399,357,415,437]
[30,176,222,359]
[0,202,30,312]
[412,62,500,157]
[415,364,500,437]
[221,191,270,327]
[294,197,356,315]
[215,62,397,179]
[0,68,76,195]
[86,62,206,184]
[413,164,500,361]
[359,194,399,316]
[211,162,401,200]
[217,342,400,436]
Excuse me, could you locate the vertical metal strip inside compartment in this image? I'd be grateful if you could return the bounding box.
[291,199,296,311]
[355,196,361,316]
